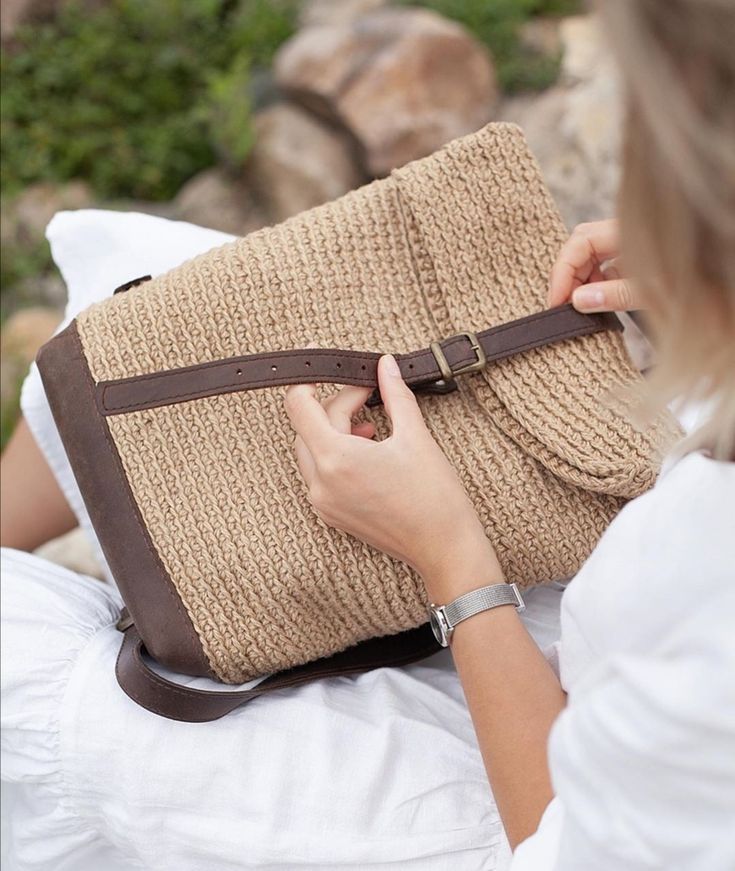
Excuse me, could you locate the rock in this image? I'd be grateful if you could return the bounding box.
[275,8,498,176]
[172,167,268,236]
[1,0,104,42]
[1,305,62,363]
[0,305,62,404]
[299,0,388,28]
[12,272,68,310]
[499,14,621,229]
[1,0,56,41]
[105,199,179,221]
[1,180,95,249]
[245,103,364,222]
[35,526,104,579]
[519,16,562,60]
[560,14,610,84]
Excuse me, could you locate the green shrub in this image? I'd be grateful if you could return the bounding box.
[0,0,297,202]
[412,0,581,92]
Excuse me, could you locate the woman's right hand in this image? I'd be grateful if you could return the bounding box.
[547,219,642,312]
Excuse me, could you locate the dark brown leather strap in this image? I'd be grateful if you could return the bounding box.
[117,623,442,722]
[96,305,622,416]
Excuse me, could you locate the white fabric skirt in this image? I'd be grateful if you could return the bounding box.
[1,545,565,870]
[1,210,565,870]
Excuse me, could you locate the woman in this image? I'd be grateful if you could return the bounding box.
[2,0,733,868]
[283,0,735,862]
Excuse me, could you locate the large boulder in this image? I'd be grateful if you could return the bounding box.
[0,305,62,406]
[245,103,364,222]
[299,0,388,28]
[172,167,268,237]
[1,0,58,42]
[275,7,498,176]
[1,180,94,249]
[499,14,621,229]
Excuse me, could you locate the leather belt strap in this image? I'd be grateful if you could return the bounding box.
[117,622,442,723]
[112,304,626,721]
[96,305,622,416]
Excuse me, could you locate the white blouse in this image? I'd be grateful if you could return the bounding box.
[511,449,735,871]
[2,210,734,870]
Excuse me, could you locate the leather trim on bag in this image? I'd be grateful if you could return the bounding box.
[35,321,214,678]
[95,305,622,416]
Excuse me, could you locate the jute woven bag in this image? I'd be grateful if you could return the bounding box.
[37,123,679,721]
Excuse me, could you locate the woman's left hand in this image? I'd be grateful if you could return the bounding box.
[284,354,500,589]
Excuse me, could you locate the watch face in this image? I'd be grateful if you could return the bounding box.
[429,607,448,647]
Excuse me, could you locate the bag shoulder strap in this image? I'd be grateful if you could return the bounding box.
[117,624,441,722]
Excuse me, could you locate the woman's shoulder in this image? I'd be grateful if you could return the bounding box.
[559,449,734,672]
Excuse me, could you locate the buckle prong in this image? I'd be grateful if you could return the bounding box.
[429,331,486,387]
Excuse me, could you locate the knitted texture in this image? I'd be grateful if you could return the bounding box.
[75,123,680,683]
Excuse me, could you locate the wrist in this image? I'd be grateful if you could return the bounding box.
[419,527,505,603]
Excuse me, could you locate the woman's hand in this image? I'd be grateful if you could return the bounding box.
[547,219,642,312]
[284,354,501,594]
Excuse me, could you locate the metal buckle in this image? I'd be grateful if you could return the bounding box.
[429,331,486,387]
[116,610,134,632]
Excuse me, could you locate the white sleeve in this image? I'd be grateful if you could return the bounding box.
[508,797,564,869]
[511,591,735,871]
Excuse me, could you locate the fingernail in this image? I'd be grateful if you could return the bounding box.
[573,286,605,310]
[383,354,401,377]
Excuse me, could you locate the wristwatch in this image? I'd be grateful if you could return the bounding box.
[428,583,525,647]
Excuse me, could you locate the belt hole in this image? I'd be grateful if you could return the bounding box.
[408,363,414,369]
[305,360,311,367]
[336,362,342,368]
[271,365,278,371]
[236,368,242,375]
[361,364,366,370]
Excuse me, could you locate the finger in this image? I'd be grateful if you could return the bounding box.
[351,421,376,439]
[321,385,373,435]
[571,278,641,313]
[292,433,316,486]
[377,355,425,437]
[284,384,334,453]
[547,220,620,308]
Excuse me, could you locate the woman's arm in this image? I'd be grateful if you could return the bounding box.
[284,356,564,849]
[424,550,566,848]
[0,416,77,550]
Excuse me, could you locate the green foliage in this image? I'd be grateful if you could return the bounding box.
[411,0,581,92]
[0,0,297,201]
[0,239,53,299]
[203,52,257,167]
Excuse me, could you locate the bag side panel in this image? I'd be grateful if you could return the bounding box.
[35,321,214,678]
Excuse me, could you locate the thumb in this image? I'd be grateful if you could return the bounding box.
[377,355,425,436]
[572,278,641,313]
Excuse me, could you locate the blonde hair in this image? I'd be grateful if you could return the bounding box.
[600,0,735,460]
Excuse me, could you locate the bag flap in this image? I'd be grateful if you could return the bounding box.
[392,122,681,498]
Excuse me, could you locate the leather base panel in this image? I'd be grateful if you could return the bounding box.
[35,320,213,678]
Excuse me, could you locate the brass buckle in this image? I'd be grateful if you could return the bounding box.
[429,331,486,387]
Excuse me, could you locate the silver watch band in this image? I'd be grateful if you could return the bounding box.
[429,583,525,647]
[445,583,524,626]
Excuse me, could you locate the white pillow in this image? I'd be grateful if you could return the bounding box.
[21,210,235,585]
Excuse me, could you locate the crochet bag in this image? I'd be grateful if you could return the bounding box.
[36,123,679,721]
